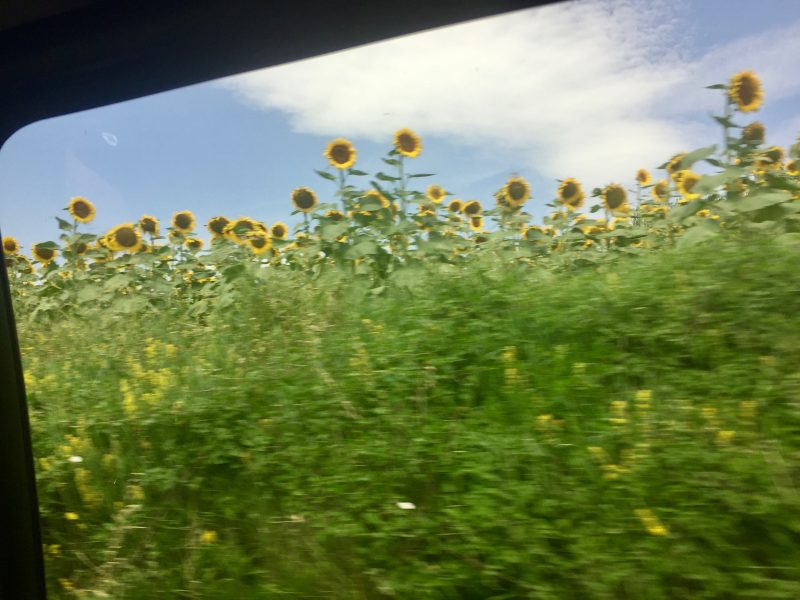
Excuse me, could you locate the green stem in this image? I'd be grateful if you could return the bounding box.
[398,155,407,221]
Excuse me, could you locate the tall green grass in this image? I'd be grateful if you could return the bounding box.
[23,233,800,598]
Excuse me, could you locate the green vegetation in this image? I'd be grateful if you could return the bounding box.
[5,70,800,597]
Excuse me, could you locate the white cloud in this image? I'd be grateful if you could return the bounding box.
[220,0,800,187]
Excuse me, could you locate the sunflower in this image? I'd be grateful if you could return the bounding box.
[557,178,585,210]
[106,224,142,252]
[676,170,702,201]
[32,243,58,264]
[3,236,20,255]
[601,184,629,213]
[271,222,288,240]
[68,197,96,224]
[184,238,204,252]
[666,153,687,180]
[139,215,159,236]
[786,159,799,176]
[728,70,764,113]
[522,225,544,242]
[447,199,464,213]
[224,217,260,245]
[324,138,357,170]
[74,241,89,256]
[393,128,422,158]
[206,216,230,239]
[757,146,784,170]
[172,211,195,233]
[462,200,482,216]
[324,209,346,221]
[636,169,651,185]
[426,184,446,203]
[651,179,670,203]
[364,189,391,208]
[248,231,272,255]
[468,216,484,232]
[741,121,766,144]
[502,176,531,206]
[291,187,318,212]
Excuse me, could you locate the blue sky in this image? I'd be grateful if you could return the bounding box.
[2,0,800,250]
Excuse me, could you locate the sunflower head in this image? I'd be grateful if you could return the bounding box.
[759,146,785,169]
[741,121,766,144]
[364,189,390,209]
[291,187,318,213]
[652,179,670,203]
[206,216,230,239]
[184,238,204,252]
[224,217,259,245]
[74,241,89,256]
[32,243,58,264]
[636,169,651,185]
[172,211,195,233]
[786,159,799,177]
[601,184,629,213]
[462,200,482,217]
[447,199,464,213]
[271,222,288,240]
[68,197,96,224]
[557,178,585,210]
[324,138,357,170]
[666,153,687,180]
[676,170,702,201]
[106,224,142,253]
[139,215,159,236]
[393,128,422,158]
[248,232,272,255]
[502,176,531,207]
[426,184,446,203]
[468,216,484,232]
[324,209,346,221]
[728,70,764,113]
[3,236,20,255]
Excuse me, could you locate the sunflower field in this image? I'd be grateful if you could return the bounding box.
[5,71,800,598]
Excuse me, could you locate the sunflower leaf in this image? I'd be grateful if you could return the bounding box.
[713,116,737,128]
[706,83,726,90]
[56,217,73,231]
[314,169,337,181]
[375,172,400,182]
[320,222,349,242]
[408,173,435,178]
[382,158,400,166]
[34,241,59,250]
[680,145,718,169]
[729,190,792,212]
[348,169,368,176]
[345,240,378,259]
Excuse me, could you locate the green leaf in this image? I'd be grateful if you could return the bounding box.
[382,157,399,166]
[314,169,337,181]
[713,116,737,128]
[733,190,792,212]
[408,173,435,178]
[56,217,73,231]
[375,172,400,182]
[677,222,719,248]
[680,145,718,169]
[358,197,384,211]
[345,240,378,259]
[320,222,349,242]
[348,169,368,176]
[34,241,59,250]
[705,83,726,90]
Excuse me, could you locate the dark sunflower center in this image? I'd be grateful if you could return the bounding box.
[606,187,625,209]
[273,225,287,238]
[561,182,577,199]
[508,182,526,201]
[188,240,201,249]
[141,218,157,233]
[294,190,315,210]
[175,214,192,230]
[431,187,443,199]
[75,242,87,254]
[116,227,138,248]
[72,200,91,219]
[398,134,416,152]
[743,123,764,142]
[683,176,698,193]
[738,76,757,105]
[766,149,782,163]
[210,218,229,235]
[36,247,54,260]
[465,202,480,215]
[656,183,667,197]
[449,202,461,212]
[330,144,352,165]
[3,239,16,252]
[251,236,267,249]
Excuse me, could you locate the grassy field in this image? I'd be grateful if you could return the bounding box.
[5,70,800,597]
[18,234,800,598]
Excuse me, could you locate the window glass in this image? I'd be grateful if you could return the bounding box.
[2,1,800,597]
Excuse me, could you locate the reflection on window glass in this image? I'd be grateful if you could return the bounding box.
[2,0,800,596]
